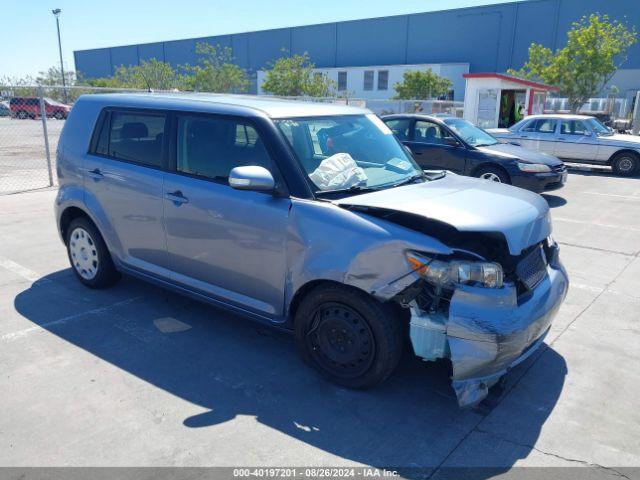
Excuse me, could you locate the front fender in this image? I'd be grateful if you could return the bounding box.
[284,199,453,314]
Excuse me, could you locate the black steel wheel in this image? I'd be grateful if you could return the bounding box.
[294,284,403,389]
[305,302,376,379]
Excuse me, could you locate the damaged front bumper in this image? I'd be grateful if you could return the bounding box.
[409,260,569,407]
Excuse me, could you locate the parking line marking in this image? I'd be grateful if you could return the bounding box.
[0,256,47,283]
[580,191,640,200]
[1,295,146,342]
[570,283,604,294]
[554,217,640,233]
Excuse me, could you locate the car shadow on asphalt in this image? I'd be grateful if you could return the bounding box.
[542,194,567,208]
[14,270,567,477]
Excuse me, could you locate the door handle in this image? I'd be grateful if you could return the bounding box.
[166,190,189,204]
[558,137,566,141]
[87,168,104,179]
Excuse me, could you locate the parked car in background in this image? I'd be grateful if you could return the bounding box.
[55,93,568,407]
[9,97,71,120]
[0,101,10,117]
[383,114,567,192]
[489,114,640,176]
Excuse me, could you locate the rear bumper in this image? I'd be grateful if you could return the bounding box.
[410,256,569,407]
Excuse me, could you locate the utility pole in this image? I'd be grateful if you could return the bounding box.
[52,9,67,102]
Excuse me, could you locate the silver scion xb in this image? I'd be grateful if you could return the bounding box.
[55,93,569,407]
[489,114,640,176]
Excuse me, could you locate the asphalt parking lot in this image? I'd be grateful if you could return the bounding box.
[1,171,639,476]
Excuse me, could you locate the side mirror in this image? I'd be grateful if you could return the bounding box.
[443,137,460,147]
[229,166,275,192]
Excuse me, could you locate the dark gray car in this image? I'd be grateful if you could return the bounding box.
[55,93,568,407]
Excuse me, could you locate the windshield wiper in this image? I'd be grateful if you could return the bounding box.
[315,184,379,196]
[387,173,427,188]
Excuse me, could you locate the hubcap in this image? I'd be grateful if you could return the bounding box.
[480,172,502,182]
[306,303,375,379]
[618,157,634,172]
[69,227,99,280]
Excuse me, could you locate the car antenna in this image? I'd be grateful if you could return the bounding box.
[138,70,153,93]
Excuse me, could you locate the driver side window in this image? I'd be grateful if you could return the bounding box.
[413,121,452,145]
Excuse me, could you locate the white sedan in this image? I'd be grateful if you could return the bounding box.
[488,114,640,176]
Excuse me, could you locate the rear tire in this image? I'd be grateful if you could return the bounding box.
[16,110,28,120]
[474,165,510,184]
[611,152,639,177]
[294,284,403,389]
[65,217,120,288]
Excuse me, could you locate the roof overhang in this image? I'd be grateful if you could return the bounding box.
[463,73,560,92]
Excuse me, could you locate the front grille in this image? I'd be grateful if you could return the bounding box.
[516,244,548,290]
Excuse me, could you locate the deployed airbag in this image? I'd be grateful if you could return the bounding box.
[309,153,368,191]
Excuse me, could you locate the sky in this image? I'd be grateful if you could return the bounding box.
[1,0,519,79]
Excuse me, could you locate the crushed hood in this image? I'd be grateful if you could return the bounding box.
[334,174,552,255]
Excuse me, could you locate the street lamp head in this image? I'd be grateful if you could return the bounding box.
[52,8,62,16]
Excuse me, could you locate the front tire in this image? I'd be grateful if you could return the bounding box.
[54,111,65,120]
[611,152,639,177]
[66,217,120,288]
[294,284,403,389]
[474,165,510,184]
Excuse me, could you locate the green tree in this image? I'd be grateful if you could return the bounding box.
[35,66,76,86]
[393,69,453,100]
[82,59,184,90]
[261,52,334,97]
[511,14,637,113]
[182,43,248,93]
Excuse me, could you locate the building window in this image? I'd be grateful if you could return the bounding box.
[377,70,389,91]
[338,71,347,91]
[363,70,374,91]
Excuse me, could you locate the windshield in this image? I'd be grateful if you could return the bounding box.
[275,114,425,193]
[443,118,498,147]
[586,117,613,136]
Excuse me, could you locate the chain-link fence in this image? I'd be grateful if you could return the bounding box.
[0,85,464,195]
[0,85,151,194]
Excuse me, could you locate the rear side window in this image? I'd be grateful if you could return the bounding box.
[176,115,272,181]
[521,119,556,133]
[384,118,412,140]
[92,110,166,167]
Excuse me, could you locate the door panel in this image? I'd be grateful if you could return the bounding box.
[554,119,599,161]
[515,118,558,154]
[405,120,466,173]
[164,113,290,316]
[163,175,290,315]
[84,109,170,275]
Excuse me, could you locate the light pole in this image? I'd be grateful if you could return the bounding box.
[52,8,67,102]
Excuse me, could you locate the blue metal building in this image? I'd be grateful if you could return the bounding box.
[74,0,639,100]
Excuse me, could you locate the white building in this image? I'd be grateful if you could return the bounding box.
[257,63,469,101]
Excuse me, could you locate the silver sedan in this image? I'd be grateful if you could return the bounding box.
[488,114,640,176]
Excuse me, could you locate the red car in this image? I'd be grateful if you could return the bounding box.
[10,97,71,120]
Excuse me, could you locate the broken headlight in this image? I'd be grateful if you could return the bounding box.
[406,252,504,289]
